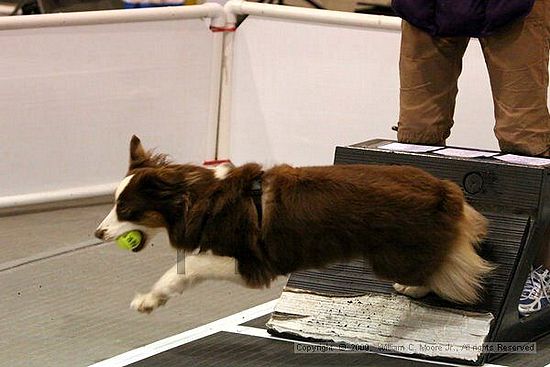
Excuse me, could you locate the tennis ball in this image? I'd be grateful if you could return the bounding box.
[116,230,143,251]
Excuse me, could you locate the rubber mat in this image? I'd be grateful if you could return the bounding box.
[126,331,440,367]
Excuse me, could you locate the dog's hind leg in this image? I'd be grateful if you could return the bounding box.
[131,251,246,313]
[393,283,431,298]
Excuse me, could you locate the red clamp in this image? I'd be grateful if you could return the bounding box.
[203,159,233,166]
[210,25,237,33]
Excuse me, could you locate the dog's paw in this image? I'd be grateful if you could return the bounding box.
[130,292,167,314]
[393,283,430,299]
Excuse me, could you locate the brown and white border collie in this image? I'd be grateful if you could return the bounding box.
[95,136,492,314]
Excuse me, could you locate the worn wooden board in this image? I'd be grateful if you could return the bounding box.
[267,289,494,362]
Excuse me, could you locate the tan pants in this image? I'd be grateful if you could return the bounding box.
[396,0,550,157]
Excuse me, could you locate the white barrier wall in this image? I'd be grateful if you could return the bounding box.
[1,2,548,208]
[226,13,501,166]
[0,6,222,206]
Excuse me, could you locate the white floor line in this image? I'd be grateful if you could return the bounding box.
[225,325,510,367]
[88,299,278,367]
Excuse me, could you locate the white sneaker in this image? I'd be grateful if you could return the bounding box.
[518,266,550,317]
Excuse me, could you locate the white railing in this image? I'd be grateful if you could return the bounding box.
[0,2,226,30]
[224,0,400,29]
[0,183,118,209]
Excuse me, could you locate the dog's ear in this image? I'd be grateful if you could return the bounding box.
[128,135,171,171]
[129,135,149,170]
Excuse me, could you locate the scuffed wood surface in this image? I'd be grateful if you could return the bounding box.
[267,289,494,362]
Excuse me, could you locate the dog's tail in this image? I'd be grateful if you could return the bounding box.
[428,203,493,304]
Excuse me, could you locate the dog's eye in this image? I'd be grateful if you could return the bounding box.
[117,205,138,221]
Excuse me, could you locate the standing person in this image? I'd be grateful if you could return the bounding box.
[391,0,550,315]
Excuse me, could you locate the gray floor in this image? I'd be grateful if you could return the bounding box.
[0,203,287,367]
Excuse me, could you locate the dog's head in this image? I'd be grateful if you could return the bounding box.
[94,135,207,252]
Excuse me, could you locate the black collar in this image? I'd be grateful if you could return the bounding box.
[250,178,263,226]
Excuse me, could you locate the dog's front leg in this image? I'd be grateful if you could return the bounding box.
[130,252,245,314]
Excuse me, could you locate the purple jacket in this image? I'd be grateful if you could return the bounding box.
[391,0,535,37]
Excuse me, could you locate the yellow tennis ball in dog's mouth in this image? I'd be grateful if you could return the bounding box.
[116,230,143,252]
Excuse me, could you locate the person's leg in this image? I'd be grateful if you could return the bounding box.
[480,0,550,157]
[397,21,470,145]
[481,0,550,316]
[482,0,550,265]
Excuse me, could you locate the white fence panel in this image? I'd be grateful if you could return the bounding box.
[0,6,222,206]
[227,9,503,166]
